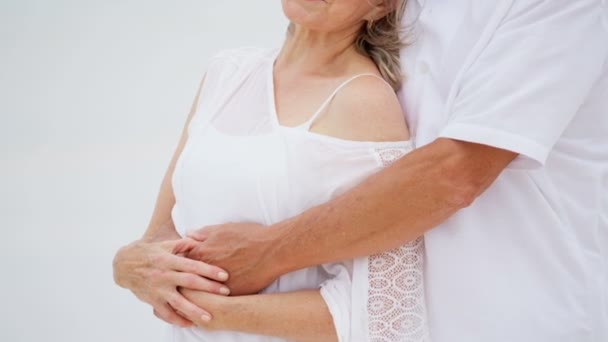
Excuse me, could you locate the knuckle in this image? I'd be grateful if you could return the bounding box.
[188,248,205,261]
[149,253,163,264]
[157,253,171,265]
[148,270,169,286]
[179,286,195,299]
[183,260,202,274]
[156,250,175,264]
[147,268,163,279]
[166,292,180,307]
[182,274,200,288]
[185,249,198,260]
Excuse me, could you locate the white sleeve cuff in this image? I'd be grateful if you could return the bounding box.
[319,267,352,342]
[440,122,549,169]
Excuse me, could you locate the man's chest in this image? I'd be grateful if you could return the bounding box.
[398,0,514,147]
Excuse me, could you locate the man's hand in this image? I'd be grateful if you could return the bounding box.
[186,223,280,296]
[112,237,231,326]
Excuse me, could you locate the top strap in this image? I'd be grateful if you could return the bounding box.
[299,73,392,131]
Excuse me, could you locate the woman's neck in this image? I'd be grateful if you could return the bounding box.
[275,24,363,77]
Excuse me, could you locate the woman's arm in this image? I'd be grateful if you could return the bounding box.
[141,75,204,242]
[181,288,337,342]
[185,76,517,297]
[113,76,230,328]
[176,79,410,341]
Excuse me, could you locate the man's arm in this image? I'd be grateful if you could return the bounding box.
[274,138,516,267]
[188,138,517,295]
[188,0,606,300]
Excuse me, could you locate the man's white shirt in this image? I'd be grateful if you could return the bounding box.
[398,1,608,341]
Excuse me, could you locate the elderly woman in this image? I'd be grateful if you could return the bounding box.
[115,0,429,341]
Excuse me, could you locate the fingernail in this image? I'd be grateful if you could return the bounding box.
[201,314,212,322]
[219,287,230,295]
[218,272,229,281]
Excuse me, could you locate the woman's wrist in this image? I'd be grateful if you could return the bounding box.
[212,295,244,331]
[142,220,181,242]
[199,290,336,341]
[179,288,239,331]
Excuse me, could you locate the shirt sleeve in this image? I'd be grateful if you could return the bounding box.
[318,147,430,342]
[319,263,354,342]
[187,50,239,133]
[440,0,608,169]
[319,239,430,342]
[189,47,271,133]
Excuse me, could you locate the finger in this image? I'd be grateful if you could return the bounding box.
[165,238,199,255]
[153,303,193,328]
[166,254,229,282]
[166,291,212,325]
[173,272,231,295]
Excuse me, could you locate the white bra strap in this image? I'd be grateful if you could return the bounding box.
[300,73,391,131]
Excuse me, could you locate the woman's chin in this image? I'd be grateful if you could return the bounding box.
[281,0,327,28]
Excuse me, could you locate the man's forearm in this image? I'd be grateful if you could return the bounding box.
[265,138,517,274]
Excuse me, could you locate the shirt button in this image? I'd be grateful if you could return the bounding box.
[418,62,430,75]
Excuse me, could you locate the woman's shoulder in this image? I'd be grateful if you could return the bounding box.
[314,74,410,143]
[201,46,276,89]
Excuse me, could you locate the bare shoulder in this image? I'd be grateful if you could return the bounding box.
[311,75,410,142]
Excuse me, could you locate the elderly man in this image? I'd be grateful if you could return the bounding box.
[114,1,608,341]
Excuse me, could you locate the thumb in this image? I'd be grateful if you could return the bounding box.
[171,238,200,255]
[159,238,197,255]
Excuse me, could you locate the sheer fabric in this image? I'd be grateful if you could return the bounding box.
[367,238,428,342]
[369,147,429,342]
[170,48,429,342]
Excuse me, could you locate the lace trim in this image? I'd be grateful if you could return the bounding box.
[375,147,409,166]
[368,147,429,342]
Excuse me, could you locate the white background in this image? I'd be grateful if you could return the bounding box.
[0,1,287,341]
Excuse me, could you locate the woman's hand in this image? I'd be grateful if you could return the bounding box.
[112,237,231,327]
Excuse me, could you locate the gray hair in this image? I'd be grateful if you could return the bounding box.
[355,0,407,91]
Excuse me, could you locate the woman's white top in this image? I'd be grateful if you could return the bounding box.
[168,48,429,342]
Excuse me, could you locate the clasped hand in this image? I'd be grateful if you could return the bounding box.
[113,222,278,328]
